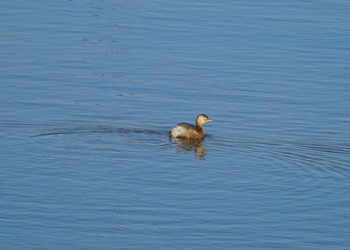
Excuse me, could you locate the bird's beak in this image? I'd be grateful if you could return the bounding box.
[207,117,213,122]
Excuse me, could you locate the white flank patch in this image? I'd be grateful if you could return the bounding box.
[170,126,187,137]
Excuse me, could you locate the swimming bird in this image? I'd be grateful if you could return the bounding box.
[169,114,212,139]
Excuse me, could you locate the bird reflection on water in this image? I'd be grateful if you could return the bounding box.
[170,137,208,160]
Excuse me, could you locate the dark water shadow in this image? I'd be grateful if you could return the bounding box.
[31,126,163,137]
[0,122,40,127]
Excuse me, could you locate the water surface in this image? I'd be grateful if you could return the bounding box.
[1,0,350,249]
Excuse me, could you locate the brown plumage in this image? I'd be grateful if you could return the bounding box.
[169,114,213,139]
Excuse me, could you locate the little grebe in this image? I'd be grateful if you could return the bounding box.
[169,114,213,139]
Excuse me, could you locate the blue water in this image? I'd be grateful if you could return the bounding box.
[1,0,350,249]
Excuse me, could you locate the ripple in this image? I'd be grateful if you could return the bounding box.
[29,122,350,177]
[211,136,350,177]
